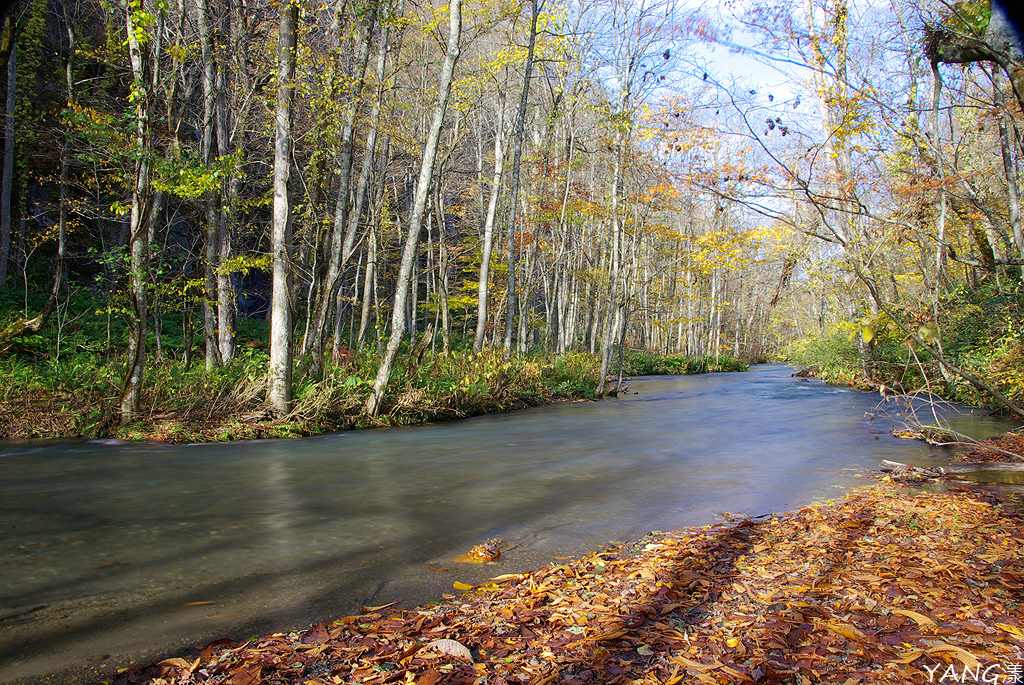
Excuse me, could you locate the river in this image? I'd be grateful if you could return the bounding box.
[0,364,1017,683]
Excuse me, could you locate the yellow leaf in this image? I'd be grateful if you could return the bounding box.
[453,581,475,591]
[892,609,936,628]
[669,656,717,672]
[890,649,924,664]
[861,327,874,344]
[158,657,199,672]
[726,637,740,648]
[997,623,1024,639]
[824,621,866,641]
[926,643,979,668]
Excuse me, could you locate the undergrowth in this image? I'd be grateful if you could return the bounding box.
[1,289,752,442]
[616,349,750,376]
[783,283,1024,413]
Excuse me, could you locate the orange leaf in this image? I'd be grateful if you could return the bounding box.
[892,609,936,628]
[926,643,980,668]
[823,621,866,641]
[417,669,443,685]
[890,649,924,664]
[157,657,197,671]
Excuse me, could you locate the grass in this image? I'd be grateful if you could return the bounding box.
[616,349,750,376]
[783,284,1024,413]
[0,288,751,442]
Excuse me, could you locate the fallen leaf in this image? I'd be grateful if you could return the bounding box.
[426,638,473,662]
[453,581,475,590]
[669,655,717,672]
[157,657,197,671]
[996,623,1024,639]
[890,649,925,664]
[823,620,866,641]
[926,643,980,668]
[892,609,937,628]
[228,666,261,685]
[417,668,443,685]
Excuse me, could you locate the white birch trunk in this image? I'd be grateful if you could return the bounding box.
[366,0,461,417]
[267,0,298,416]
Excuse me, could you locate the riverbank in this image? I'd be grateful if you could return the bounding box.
[0,342,749,443]
[782,285,1024,418]
[0,349,600,443]
[112,484,1023,685]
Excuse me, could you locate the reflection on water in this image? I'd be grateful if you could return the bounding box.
[0,364,1017,683]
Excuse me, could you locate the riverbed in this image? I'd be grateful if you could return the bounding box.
[0,365,1016,684]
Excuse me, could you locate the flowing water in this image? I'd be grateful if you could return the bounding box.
[0,364,1018,683]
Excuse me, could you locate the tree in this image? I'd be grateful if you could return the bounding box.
[501,0,541,355]
[0,8,15,289]
[120,0,161,420]
[267,0,299,416]
[366,0,462,417]
[302,0,381,377]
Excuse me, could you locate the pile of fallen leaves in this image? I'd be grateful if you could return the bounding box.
[113,486,1024,685]
[957,432,1024,464]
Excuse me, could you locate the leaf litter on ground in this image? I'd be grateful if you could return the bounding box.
[956,431,1024,463]
[113,485,1024,684]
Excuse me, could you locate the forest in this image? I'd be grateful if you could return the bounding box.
[0,0,1021,440]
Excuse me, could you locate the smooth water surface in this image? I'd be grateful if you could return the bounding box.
[0,364,1016,683]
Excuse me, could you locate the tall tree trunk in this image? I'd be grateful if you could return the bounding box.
[45,5,75,326]
[120,1,159,420]
[434,183,451,355]
[502,0,540,355]
[0,26,13,288]
[215,11,236,365]
[366,0,462,417]
[992,69,1024,264]
[597,112,627,396]
[335,12,395,357]
[357,226,376,348]
[473,100,505,352]
[304,1,380,374]
[267,0,298,416]
[197,0,221,370]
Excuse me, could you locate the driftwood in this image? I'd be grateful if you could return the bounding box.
[880,459,1024,476]
[0,315,44,352]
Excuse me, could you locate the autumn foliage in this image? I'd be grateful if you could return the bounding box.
[115,486,1024,684]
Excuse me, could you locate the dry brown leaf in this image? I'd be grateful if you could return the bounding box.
[926,643,980,668]
[892,609,937,628]
[228,667,261,685]
[823,620,867,641]
[426,638,473,662]
[890,649,925,664]
[417,669,443,685]
[590,623,629,641]
[669,655,717,673]
[157,657,197,671]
